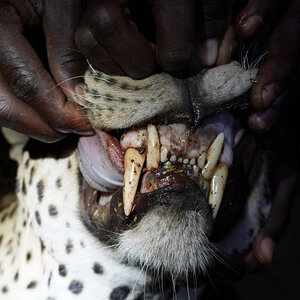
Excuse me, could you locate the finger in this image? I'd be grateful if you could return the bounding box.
[216,26,236,66]
[43,0,88,98]
[253,116,298,264]
[235,0,285,37]
[249,0,300,110]
[152,0,195,73]
[83,0,157,78]
[0,74,64,143]
[75,22,125,75]
[195,0,231,68]
[0,4,92,134]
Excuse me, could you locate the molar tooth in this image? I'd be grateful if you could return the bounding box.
[208,163,228,218]
[197,152,206,169]
[160,146,168,163]
[164,161,171,166]
[170,155,176,162]
[202,133,224,180]
[177,157,183,163]
[147,124,160,169]
[123,148,145,216]
[183,158,189,164]
[189,158,196,165]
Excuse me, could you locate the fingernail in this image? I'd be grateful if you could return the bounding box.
[199,38,219,67]
[73,130,95,136]
[239,15,263,35]
[248,108,277,132]
[258,237,275,264]
[262,83,281,108]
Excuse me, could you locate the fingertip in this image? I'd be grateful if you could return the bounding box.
[198,38,219,67]
[236,14,264,37]
[255,237,275,265]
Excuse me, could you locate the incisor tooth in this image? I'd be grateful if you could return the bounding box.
[209,163,228,218]
[197,152,206,169]
[160,146,168,163]
[147,124,160,169]
[123,148,145,216]
[202,132,224,180]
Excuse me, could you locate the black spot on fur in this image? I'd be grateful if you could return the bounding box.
[27,281,37,289]
[68,280,83,294]
[56,178,62,188]
[135,99,142,104]
[1,213,7,223]
[106,78,117,85]
[1,286,8,293]
[48,272,52,287]
[40,239,46,252]
[66,239,74,254]
[24,158,30,169]
[80,241,85,248]
[35,211,41,225]
[58,264,67,277]
[14,271,19,281]
[22,179,27,195]
[120,97,127,102]
[105,93,113,101]
[48,205,58,217]
[9,205,17,218]
[26,251,31,262]
[37,180,44,202]
[23,220,27,227]
[93,263,104,274]
[120,83,129,90]
[29,167,35,185]
[68,160,72,169]
[110,286,130,300]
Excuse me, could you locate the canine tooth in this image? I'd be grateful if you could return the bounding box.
[160,146,168,163]
[170,155,176,162]
[177,157,183,163]
[123,148,145,216]
[209,163,228,218]
[147,124,160,169]
[183,158,189,164]
[202,133,224,180]
[189,158,196,165]
[198,152,206,169]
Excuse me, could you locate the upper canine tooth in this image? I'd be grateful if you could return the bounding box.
[202,132,224,180]
[209,163,228,218]
[147,124,160,169]
[123,148,145,216]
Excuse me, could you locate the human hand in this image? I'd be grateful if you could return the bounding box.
[0,0,93,143]
[75,0,236,78]
[235,0,300,132]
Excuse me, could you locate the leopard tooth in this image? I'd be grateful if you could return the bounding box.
[197,152,206,169]
[123,148,145,216]
[160,146,168,163]
[146,124,160,169]
[202,132,224,180]
[209,163,228,218]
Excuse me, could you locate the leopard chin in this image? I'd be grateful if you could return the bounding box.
[74,61,271,281]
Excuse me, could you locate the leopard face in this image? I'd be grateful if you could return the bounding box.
[71,61,271,281]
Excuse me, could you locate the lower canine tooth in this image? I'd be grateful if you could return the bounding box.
[209,163,228,218]
[123,148,145,216]
[202,132,224,180]
[147,124,160,169]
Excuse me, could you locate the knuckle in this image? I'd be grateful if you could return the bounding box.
[88,5,122,37]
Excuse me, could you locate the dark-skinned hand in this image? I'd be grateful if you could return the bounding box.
[0,0,93,143]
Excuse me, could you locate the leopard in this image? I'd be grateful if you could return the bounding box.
[0,60,273,300]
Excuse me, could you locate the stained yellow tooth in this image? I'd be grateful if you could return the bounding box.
[209,163,228,218]
[123,148,145,216]
[202,132,224,180]
[147,124,160,169]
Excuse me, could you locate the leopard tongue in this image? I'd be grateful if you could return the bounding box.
[78,130,123,192]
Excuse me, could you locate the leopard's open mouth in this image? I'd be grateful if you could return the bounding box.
[78,111,257,245]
